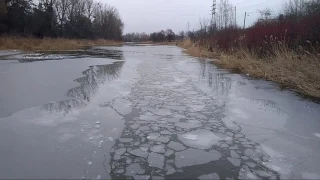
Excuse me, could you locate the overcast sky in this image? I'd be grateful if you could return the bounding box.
[101,0,285,34]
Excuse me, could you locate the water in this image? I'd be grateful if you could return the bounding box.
[0,45,319,179]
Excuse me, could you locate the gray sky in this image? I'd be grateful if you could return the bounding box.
[101,0,285,34]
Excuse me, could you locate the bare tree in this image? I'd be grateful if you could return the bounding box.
[198,18,209,39]
[165,29,175,42]
[92,4,123,40]
[216,0,234,30]
[179,31,185,38]
[84,0,94,20]
[283,0,308,17]
[54,0,70,36]
[259,8,272,20]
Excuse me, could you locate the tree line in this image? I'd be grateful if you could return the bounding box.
[122,32,150,42]
[123,29,186,42]
[0,0,124,40]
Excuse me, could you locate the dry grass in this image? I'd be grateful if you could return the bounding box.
[0,36,123,51]
[181,39,320,99]
[179,39,218,58]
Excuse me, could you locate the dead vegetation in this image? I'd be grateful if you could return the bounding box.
[180,39,320,99]
[0,36,123,51]
[179,39,218,58]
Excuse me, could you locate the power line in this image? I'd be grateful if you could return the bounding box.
[234,0,248,5]
[237,1,269,8]
[247,11,259,14]
[237,2,280,10]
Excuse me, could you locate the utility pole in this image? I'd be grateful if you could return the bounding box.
[234,6,237,27]
[211,0,217,32]
[186,22,190,38]
[243,12,249,29]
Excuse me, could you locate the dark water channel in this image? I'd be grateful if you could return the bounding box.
[0,45,319,179]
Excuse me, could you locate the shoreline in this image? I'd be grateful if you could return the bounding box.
[0,37,124,51]
[177,40,320,101]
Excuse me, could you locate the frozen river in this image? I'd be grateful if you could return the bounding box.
[0,45,319,179]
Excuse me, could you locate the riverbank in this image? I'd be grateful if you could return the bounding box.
[0,37,123,51]
[180,39,320,99]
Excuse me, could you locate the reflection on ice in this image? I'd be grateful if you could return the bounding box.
[43,61,124,113]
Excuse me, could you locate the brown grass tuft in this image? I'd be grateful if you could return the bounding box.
[0,36,123,51]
